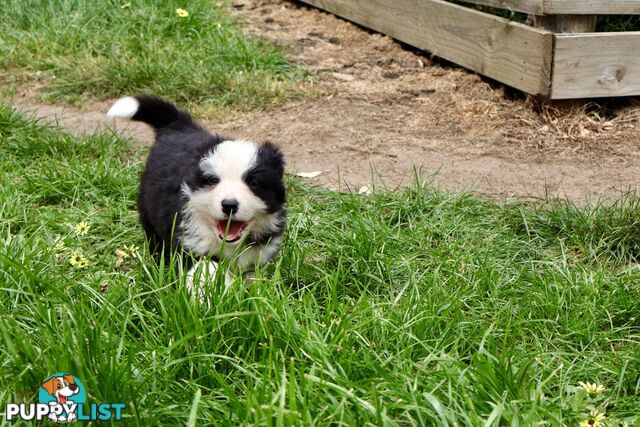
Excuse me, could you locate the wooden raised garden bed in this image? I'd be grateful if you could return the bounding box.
[298,0,640,99]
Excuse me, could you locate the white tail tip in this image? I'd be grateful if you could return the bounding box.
[107,96,139,119]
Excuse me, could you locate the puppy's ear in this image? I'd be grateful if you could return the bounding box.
[259,142,285,177]
[41,378,57,395]
[63,374,75,385]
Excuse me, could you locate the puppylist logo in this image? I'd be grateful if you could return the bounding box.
[5,373,125,422]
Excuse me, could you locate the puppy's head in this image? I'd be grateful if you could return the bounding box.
[185,140,285,244]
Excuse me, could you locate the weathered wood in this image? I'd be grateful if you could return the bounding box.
[533,15,597,32]
[543,0,640,14]
[299,0,553,95]
[460,0,640,14]
[459,0,543,15]
[551,32,640,99]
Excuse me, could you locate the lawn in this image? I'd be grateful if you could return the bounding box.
[1,1,639,425]
[0,0,304,113]
[0,106,638,425]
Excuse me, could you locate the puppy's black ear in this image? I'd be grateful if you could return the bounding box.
[258,142,285,177]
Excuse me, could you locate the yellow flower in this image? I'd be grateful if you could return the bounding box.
[579,381,606,395]
[69,251,88,269]
[115,248,129,259]
[175,8,189,17]
[579,411,605,427]
[115,245,139,265]
[73,221,90,236]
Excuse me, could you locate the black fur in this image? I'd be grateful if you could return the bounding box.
[130,95,197,132]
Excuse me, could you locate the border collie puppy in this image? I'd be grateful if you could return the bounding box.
[107,95,286,287]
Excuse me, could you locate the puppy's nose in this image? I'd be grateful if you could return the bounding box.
[69,384,78,391]
[221,199,239,216]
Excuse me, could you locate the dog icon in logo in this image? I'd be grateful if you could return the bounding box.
[40,374,80,422]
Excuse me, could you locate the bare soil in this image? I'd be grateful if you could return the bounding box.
[10,0,640,202]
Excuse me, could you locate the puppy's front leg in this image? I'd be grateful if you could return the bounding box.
[185,260,233,301]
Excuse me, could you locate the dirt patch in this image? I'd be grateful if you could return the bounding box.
[9,0,640,202]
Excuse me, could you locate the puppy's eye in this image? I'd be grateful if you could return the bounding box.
[57,383,62,389]
[246,176,261,188]
[202,175,220,186]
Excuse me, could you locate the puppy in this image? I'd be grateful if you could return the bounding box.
[107,95,286,290]
[41,375,79,421]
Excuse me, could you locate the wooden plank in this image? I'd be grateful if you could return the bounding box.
[299,0,553,95]
[543,0,640,14]
[459,0,543,15]
[551,32,640,99]
[459,0,640,15]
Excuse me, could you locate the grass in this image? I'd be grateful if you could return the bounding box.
[0,0,305,112]
[1,106,639,426]
[0,3,639,424]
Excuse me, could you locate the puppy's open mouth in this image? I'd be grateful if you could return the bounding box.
[216,219,248,243]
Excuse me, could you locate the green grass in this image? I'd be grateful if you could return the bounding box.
[0,0,304,112]
[1,106,639,426]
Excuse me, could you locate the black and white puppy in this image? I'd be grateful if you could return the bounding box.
[107,95,286,287]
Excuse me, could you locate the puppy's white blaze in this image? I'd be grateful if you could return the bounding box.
[107,96,139,119]
[199,140,258,179]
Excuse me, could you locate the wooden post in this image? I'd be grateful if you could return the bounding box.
[532,15,596,100]
[533,15,597,32]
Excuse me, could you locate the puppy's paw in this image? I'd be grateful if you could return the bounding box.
[185,260,233,302]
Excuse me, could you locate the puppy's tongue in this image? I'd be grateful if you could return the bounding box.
[216,220,246,242]
[60,395,67,405]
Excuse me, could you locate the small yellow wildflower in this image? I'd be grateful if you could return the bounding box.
[176,8,189,17]
[116,249,129,264]
[579,381,606,395]
[121,2,131,8]
[69,251,88,269]
[579,411,605,427]
[73,221,90,236]
[115,245,139,265]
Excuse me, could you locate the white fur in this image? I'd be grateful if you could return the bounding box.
[107,96,139,119]
[236,236,282,271]
[186,260,233,301]
[199,140,258,181]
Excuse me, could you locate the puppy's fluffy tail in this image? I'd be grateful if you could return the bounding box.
[107,95,196,131]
